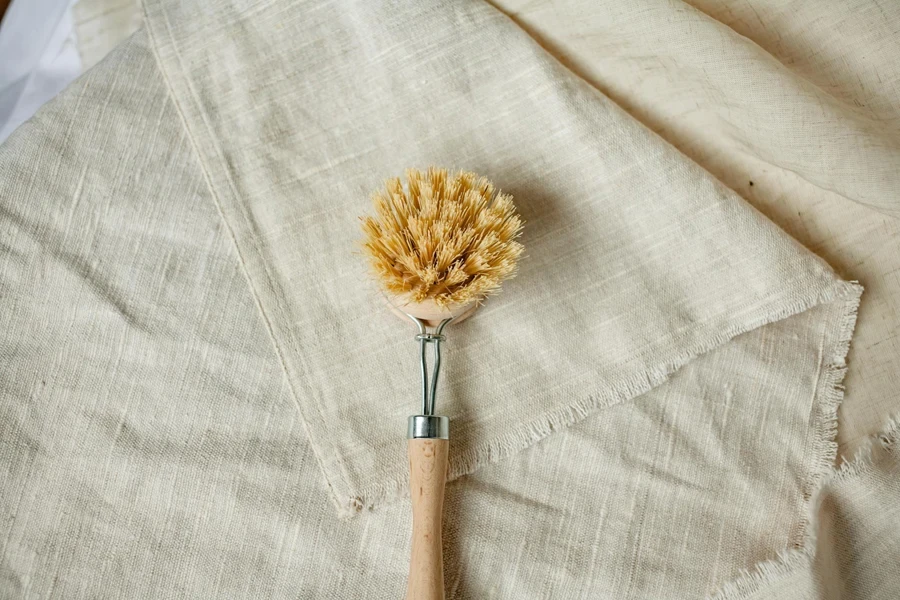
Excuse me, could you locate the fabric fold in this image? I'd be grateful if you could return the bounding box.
[144,0,858,515]
[487,0,900,457]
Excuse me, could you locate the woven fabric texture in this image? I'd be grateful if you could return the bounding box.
[0,0,897,597]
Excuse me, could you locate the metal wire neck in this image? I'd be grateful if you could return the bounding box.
[404,314,453,416]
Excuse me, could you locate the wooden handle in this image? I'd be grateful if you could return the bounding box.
[406,438,448,600]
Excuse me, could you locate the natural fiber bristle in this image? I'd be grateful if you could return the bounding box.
[360,167,524,308]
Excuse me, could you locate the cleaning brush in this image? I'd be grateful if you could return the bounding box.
[361,167,524,600]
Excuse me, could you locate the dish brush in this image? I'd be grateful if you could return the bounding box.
[361,167,524,600]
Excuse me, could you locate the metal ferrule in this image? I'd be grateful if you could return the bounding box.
[408,415,450,440]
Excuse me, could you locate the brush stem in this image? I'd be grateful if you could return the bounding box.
[406,438,448,600]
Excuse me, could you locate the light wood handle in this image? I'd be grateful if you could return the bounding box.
[406,438,448,600]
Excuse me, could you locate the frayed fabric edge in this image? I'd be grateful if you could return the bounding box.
[707,415,900,600]
[706,548,814,600]
[341,279,863,517]
[792,280,862,547]
[826,413,900,484]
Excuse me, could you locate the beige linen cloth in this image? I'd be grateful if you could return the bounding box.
[0,1,897,599]
[496,0,900,459]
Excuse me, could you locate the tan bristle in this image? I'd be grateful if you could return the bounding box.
[360,167,524,308]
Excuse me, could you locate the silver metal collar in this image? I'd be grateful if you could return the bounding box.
[408,415,450,440]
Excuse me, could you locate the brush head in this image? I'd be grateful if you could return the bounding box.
[361,167,524,324]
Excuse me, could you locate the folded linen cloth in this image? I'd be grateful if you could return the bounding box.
[494,0,900,455]
[143,0,856,516]
[0,0,888,598]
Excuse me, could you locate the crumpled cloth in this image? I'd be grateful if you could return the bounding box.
[0,1,897,598]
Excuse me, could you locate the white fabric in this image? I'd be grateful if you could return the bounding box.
[0,0,81,142]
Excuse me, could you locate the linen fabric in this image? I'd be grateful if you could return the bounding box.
[67,0,900,469]
[74,0,142,69]
[143,0,854,516]
[494,0,900,456]
[0,1,896,599]
[710,420,900,600]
